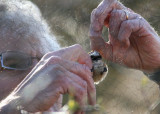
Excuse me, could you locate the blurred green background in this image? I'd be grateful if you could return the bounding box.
[31,0,160,113]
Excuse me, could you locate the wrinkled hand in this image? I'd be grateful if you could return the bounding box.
[13,44,96,113]
[90,0,160,72]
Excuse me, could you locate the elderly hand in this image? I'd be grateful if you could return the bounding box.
[0,44,96,113]
[90,0,160,73]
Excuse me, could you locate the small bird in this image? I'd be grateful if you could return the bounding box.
[89,51,108,84]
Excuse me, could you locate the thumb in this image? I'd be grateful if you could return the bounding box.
[90,35,113,61]
[89,0,129,61]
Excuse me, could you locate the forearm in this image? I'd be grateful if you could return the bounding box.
[0,94,21,114]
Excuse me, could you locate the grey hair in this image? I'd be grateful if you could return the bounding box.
[0,0,60,54]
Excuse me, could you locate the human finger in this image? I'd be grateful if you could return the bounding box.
[36,73,88,112]
[109,9,138,40]
[37,65,88,111]
[16,44,91,91]
[89,0,130,60]
[66,78,88,110]
[46,56,96,105]
[104,1,134,26]
[42,44,92,69]
[90,0,131,34]
[90,0,117,35]
[118,17,144,46]
[90,35,113,61]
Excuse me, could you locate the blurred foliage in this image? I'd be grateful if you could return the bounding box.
[31,0,160,49]
[31,0,101,51]
[68,97,79,113]
[31,0,160,113]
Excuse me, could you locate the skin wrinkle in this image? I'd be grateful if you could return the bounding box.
[90,0,160,73]
[91,0,123,33]
[0,1,73,113]
[97,0,116,16]
[90,0,117,32]
[0,1,97,113]
[132,19,146,69]
[134,37,144,70]
[116,13,147,68]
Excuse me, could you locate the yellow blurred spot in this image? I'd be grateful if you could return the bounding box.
[68,98,79,112]
[141,76,149,86]
[68,99,76,109]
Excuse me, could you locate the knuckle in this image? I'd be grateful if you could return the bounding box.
[94,9,101,18]
[116,9,122,14]
[50,64,65,77]
[112,9,119,16]
[138,18,145,29]
[51,65,69,83]
[74,44,83,50]
[73,62,80,71]
[82,81,87,89]
[78,88,86,96]
[122,21,130,28]
[82,64,91,75]
[112,9,117,13]
[43,52,52,59]
[38,59,46,66]
[111,9,120,17]
[45,52,52,56]
[48,56,61,64]
[75,63,91,76]
[91,9,96,17]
